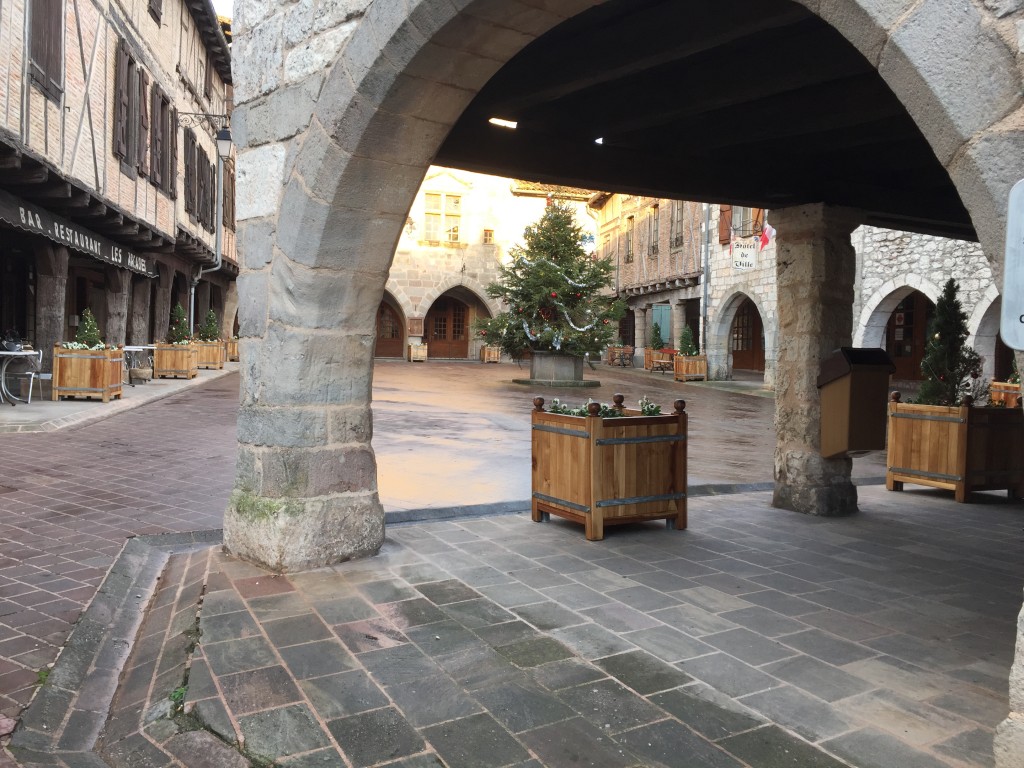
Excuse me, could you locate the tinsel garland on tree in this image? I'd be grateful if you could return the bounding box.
[474,202,624,358]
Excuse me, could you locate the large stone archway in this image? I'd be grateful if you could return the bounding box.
[227,3,1024,756]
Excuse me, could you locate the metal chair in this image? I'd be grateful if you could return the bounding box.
[3,349,43,404]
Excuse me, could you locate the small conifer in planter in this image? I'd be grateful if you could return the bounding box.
[673,324,708,381]
[677,325,698,356]
[916,279,987,405]
[52,309,123,401]
[194,309,225,370]
[155,303,198,379]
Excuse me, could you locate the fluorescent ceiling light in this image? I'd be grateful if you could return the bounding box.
[488,118,518,129]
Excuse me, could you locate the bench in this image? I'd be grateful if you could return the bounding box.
[651,352,673,374]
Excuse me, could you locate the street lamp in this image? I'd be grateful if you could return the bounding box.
[190,126,232,333]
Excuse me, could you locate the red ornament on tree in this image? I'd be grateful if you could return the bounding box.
[602,319,609,325]
[550,292,558,298]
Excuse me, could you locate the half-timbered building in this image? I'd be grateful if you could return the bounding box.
[0,0,236,372]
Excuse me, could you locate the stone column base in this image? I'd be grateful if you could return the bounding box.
[223,491,384,572]
[773,450,857,516]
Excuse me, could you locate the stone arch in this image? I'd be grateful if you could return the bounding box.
[968,283,1002,382]
[382,280,417,328]
[709,288,775,387]
[417,274,499,319]
[854,274,942,349]
[229,0,1024,569]
[374,290,408,359]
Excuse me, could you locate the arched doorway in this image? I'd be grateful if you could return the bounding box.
[374,299,405,358]
[730,297,765,373]
[885,290,935,381]
[425,295,469,359]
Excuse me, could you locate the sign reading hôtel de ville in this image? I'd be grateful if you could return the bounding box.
[732,239,757,271]
[1002,179,1024,350]
[0,188,158,278]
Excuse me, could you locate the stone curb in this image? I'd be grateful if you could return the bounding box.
[6,531,224,768]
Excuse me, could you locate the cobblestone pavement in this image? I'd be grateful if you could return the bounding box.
[2,362,1015,768]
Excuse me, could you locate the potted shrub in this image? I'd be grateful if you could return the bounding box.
[475,202,624,385]
[531,393,688,540]
[154,303,198,379]
[194,309,225,370]
[990,357,1020,407]
[886,279,1023,501]
[644,322,665,369]
[673,325,708,381]
[51,309,123,402]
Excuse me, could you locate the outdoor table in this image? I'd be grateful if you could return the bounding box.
[0,349,42,405]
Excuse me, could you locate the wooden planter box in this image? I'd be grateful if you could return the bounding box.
[479,346,501,363]
[886,395,1024,502]
[531,396,688,540]
[990,381,1020,407]
[606,346,634,367]
[225,339,239,362]
[195,340,224,370]
[51,345,123,402]
[154,343,198,379]
[408,344,428,362]
[674,355,708,381]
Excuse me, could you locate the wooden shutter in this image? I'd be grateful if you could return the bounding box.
[29,0,62,99]
[184,129,195,212]
[718,205,732,245]
[114,40,129,158]
[148,0,162,24]
[149,87,161,186]
[204,58,213,99]
[137,69,149,177]
[752,208,765,233]
[168,106,178,198]
[223,160,234,229]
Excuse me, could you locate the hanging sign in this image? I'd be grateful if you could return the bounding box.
[1002,179,1024,349]
[732,239,757,271]
[0,188,158,277]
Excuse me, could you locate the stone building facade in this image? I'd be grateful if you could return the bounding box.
[0,0,237,370]
[594,196,1009,391]
[378,167,596,360]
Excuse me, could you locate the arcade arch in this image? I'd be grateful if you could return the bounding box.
[710,290,774,386]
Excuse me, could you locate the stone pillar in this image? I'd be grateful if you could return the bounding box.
[634,303,648,351]
[196,280,212,321]
[997,605,1024,767]
[771,204,859,517]
[33,243,69,372]
[128,275,152,345]
[153,264,173,342]
[672,300,686,350]
[222,280,239,339]
[105,268,131,346]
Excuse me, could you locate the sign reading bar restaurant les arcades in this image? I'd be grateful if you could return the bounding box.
[0,188,158,278]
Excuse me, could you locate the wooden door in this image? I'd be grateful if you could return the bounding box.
[731,298,765,372]
[374,302,404,358]
[886,291,934,380]
[425,297,469,359]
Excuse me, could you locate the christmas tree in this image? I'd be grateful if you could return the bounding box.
[650,322,665,351]
[475,202,623,358]
[917,278,986,405]
[167,303,191,343]
[678,324,698,356]
[197,309,220,342]
[75,308,103,348]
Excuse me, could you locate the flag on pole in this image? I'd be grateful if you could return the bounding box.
[759,223,776,252]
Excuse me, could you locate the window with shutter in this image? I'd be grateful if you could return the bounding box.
[208,160,217,231]
[197,148,209,227]
[29,0,64,101]
[168,107,178,199]
[113,40,130,158]
[224,160,235,229]
[150,87,162,186]
[718,205,732,245]
[148,0,162,24]
[184,129,196,214]
[137,69,149,177]
[752,208,765,233]
[203,58,213,99]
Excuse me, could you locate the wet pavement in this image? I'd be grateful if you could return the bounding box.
[1,361,1019,768]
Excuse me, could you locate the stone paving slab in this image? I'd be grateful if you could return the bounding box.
[8,485,1022,767]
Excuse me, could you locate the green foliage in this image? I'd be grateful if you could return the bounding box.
[546,396,661,417]
[197,309,220,342]
[650,322,665,351]
[170,686,187,705]
[474,202,624,358]
[167,303,191,343]
[1008,356,1020,386]
[36,667,50,686]
[677,325,698,356]
[74,308,103,348]
[917,279,987,405]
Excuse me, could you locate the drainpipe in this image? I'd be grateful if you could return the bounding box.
[702,203,711,355]
[189,148,226,333]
